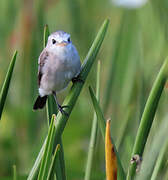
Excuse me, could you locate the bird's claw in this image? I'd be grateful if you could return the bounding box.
[72,76,84,84]
[58,104,69,116]
[61,105,69,109]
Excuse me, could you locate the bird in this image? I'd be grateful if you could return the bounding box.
[33,30,82,115]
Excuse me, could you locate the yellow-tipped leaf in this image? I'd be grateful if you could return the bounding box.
[105,119,117,180]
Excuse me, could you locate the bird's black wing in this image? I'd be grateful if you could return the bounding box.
[38,50,49,86]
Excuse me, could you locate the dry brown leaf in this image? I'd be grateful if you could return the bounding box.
[105,119,117,180]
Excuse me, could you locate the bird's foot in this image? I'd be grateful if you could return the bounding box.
[72,75,84,84]
[58,104,69,116]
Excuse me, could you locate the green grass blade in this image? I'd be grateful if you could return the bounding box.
[127,56,168,180]
[38,115,56,180]
[46,96,58,126]
[28,18,109,179]
[57,140,66,180]
[27,138,46,180]
[50,146,63,180]
[47,144,61,180]
[46,95,66,180]
[13,165,17,180]
[43,24,50,48]
[151,140,168,180]
[136,117,168,180]
[0,50,17,120]
[84,61,100,180]
[89,87,105,139]
[80,19,109,80]
[89,86,125,180]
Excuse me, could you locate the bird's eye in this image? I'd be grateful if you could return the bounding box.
[68,37,71,43]
[52,39,56,44]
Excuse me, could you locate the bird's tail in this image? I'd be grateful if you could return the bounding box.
[33,95,48,110]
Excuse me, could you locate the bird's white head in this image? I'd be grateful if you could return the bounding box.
[46,31,71,48]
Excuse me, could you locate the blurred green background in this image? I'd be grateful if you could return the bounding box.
[0,0,168,179]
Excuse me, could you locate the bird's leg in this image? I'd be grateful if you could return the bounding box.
[72,74,84,84]
[52,91,68,116]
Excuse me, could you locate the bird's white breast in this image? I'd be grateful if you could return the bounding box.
[39,44,81,96]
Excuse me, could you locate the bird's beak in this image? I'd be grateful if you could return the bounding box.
[58,41,68,47]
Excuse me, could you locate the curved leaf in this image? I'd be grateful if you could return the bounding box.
[0,50,17,120]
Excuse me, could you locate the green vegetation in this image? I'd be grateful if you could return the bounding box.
[0,0,168,179]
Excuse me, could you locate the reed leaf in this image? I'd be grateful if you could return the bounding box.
[47,144,61,180]
[84,61,100,180]
[151,140,168,180]
[27,139,46,180]
[127,56,168,180]
[136,116,168,180]
[89,86,125,180]
[43,24,50,49]
[38,114,56,180]
[0,50,17,120]
[13,165,17,180]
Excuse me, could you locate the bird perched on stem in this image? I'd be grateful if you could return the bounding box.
[33,31,82,115]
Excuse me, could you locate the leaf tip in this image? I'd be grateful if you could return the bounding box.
[105,18,110,24]
[56,144,61,151]
[105,119,117,180]
[52,114,57,120]
[12,50,18,59]
[14,50,18,55]
[44,24,48,28]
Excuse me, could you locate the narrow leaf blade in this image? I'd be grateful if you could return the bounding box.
[38,114,56,180]
[84,61,100,180]
[27,138,46,180]
[43,24,50,48]
[89,86,125,180]
[13,165,17,180]
[0,50,17,120]
[127,56,168,179]
[47,144,61,180]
